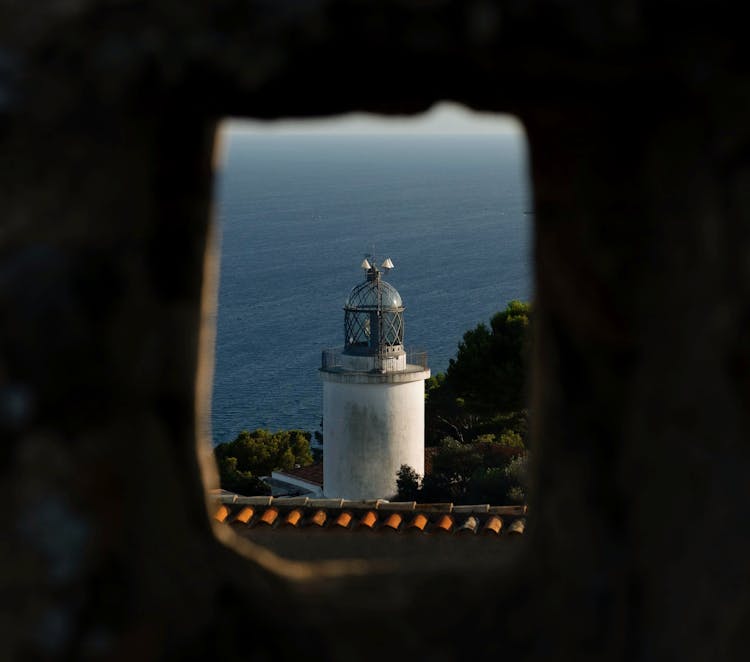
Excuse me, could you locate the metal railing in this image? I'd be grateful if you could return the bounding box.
[321,348,343,370]
[321,347,428,371]
[405,349,429,369]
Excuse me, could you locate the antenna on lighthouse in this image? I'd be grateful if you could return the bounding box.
[360,258,372,271]
[381,257,394,272]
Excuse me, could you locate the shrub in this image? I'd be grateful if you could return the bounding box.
[396,464,422,501]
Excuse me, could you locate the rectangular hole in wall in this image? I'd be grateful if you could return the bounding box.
[206,101,534,563]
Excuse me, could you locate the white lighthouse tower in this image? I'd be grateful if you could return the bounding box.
[320,257,430,500]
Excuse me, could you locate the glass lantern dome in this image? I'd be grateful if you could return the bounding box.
[346,280,403,310]
[343,260,405,355]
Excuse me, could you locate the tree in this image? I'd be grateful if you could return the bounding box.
[395,465,421,501]
[464,453,530,504]
[415,437,485,503]
[497,430,525,449]
[425,300,532,446]
[466,466,511,505]
[447,299,531,415]
[214,428,313,494]
[421,471,464,503]
[502,453,529,502]
[431,436,484,484]
[217,456,270,496]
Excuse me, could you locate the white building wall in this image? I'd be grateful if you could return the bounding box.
[270,471,324,497]
[322,376,426,500]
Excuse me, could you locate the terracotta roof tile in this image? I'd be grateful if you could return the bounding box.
[213,495,529,538]
[213,504,230,523]
[407,513,429,531]
[359,511,378,529]
[507,518,526,535]
[482,515,503,535]
[456,516,479,534]
[257,507,279,526]
[233,506,255,524]
[382,513,403,531]
[309,509,328,527]
[433,515,454,533]
[283,509,303,527]
[334,511,353,528]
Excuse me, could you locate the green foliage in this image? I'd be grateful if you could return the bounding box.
[492,409,529,441]
[395,464,421,501]
[506,485,525,504]
[504,453,529,488]
[217,456,270,496]
[403,301,533,505]
[473,431,524,448]
[425,301,532,446]
[399,438,529,505]
[497,430,525,448]
[467,453,530,505]
[447,300,531,415]
[397,436,529,505]
[425,372,446,400]
[466,466,511,505]
[214,428,313,494]
[432,436,484,485]
[478,441,524,469]
[421,472,464,503]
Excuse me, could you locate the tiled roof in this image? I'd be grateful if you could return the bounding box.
[276,462,323,486]
[212,495,527,537]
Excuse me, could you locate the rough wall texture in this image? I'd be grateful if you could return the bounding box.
[2,1,749,660]
[322,376,426,500]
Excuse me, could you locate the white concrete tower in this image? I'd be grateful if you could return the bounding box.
[320,257,430,500]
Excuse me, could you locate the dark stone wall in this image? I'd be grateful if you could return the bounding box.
[2,1,749,660]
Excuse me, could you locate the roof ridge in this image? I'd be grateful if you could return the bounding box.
[217,501,529,539]
[209,493,528,514]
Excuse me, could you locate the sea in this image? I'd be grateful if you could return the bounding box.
[210,133,533,446]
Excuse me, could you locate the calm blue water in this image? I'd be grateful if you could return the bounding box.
[211,134,533,445]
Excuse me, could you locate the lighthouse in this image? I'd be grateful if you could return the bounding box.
[320,257,430,500]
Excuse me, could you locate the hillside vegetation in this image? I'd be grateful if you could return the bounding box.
[214,428,313,496]
[398,300,532,504]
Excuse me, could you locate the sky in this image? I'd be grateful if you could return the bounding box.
[221,101,524,135]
